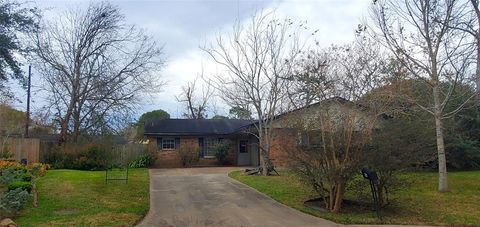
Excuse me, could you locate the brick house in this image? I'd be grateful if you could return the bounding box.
[144,119,259,167]
[144,97,367,168]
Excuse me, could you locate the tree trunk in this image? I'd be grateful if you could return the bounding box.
[261,154,268,176]
[476,37,480,101]
[58,118,69,145]
[332,182,345,213]
[377,184,388,206]
[433,85,449,192]
[72,110,81,143]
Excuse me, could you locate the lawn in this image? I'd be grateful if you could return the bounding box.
[229,170,480,226]
[14,168,150,227]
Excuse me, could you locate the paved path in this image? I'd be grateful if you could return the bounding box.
[137,167,340,227]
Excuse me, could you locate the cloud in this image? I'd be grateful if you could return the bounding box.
[147,0,372,118]
[20,0,372,120]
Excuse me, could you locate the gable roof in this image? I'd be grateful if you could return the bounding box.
[144,119,254,136]
[273,96,354,121]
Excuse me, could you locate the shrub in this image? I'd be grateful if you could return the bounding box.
[27,163,49,177]
[0,168,26,185]
[178,145,199,167]
[347,173,411,207]
[0,145,12,160]
[41,143,109,170]
[0,188,30,217]
[129,154,154,168]
[19,173,32,182]
[0,160,21,170]
[447,138,480,170]
[8,181,32,193]
[77,145,110,170]
[213,140,231,165]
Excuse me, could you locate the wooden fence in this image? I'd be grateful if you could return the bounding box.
[39,141,148,166]
[1,138,146,166]
[1,137,40,163]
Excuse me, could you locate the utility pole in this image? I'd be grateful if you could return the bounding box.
[25,65,31,137]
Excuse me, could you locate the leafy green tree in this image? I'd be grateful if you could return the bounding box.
[136,110,170,139]
[365,78,480,170]
[211,115,228,120]
[0,1,39,99]
[0,103,25,135]
[228,106,252,120]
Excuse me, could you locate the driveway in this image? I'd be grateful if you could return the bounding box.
[137,167,339,227]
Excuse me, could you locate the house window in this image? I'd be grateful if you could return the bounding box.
[204,137,222,157]
[161,138,175,150]
[239,140,248,153]
[297,130,322,148]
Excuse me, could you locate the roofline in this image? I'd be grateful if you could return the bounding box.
[144,132,249,137]
[272,96,355,121]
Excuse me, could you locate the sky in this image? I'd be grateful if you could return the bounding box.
[11,0,371,120]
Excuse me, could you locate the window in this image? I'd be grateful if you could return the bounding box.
[297,130,322,148]
[161,138,175,150]
[239,140,248,153]
[204,137,219,157]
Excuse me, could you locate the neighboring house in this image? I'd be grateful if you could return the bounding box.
[144,97,375,168]
[144,119,259,167]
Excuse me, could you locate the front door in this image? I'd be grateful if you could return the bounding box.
[237,140,250,165]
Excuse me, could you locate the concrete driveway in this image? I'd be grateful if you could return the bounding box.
[137,167,339,227]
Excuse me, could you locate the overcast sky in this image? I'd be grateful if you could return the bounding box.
[12,0,371,120]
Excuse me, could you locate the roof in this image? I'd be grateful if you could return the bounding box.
[273,96,354,120]
[144,119,255,136]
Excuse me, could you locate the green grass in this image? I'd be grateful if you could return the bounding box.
[229,170,480,226]
[14,168,150,227]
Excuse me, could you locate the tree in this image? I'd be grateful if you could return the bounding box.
[32,2,164,144]
[228,106,252,120]
[0,0,39,100]
[287,36,391,212]
[454,0,480,99]
[136,109,170,140]
[0,102,25,158]
[211,115,228,119]
[202,11,311,175]
[176,76,213,119]
[371,0,474,192]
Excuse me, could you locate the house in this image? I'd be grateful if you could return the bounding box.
[144,97,374,168]
[144,119,259,167]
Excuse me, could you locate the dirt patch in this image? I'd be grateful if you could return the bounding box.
[304,197,374,213]
[54,208,78,215]
[61,182,74,193]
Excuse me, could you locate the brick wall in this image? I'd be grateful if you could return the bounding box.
[269,128,298,168]
[148,137,199,168]
[147,135,263,167]
[225,140,237,165]
[148,136,242,167]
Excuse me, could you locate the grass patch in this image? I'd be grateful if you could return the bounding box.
[14,168,149,227]
[229,170,480,226]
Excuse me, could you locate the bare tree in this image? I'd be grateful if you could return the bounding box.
[452,0,480,99]
[286,36,391,212]
[202,11,311,175]
[31,2,164,144]
[176,76,214,119]
[371,0,474,192]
